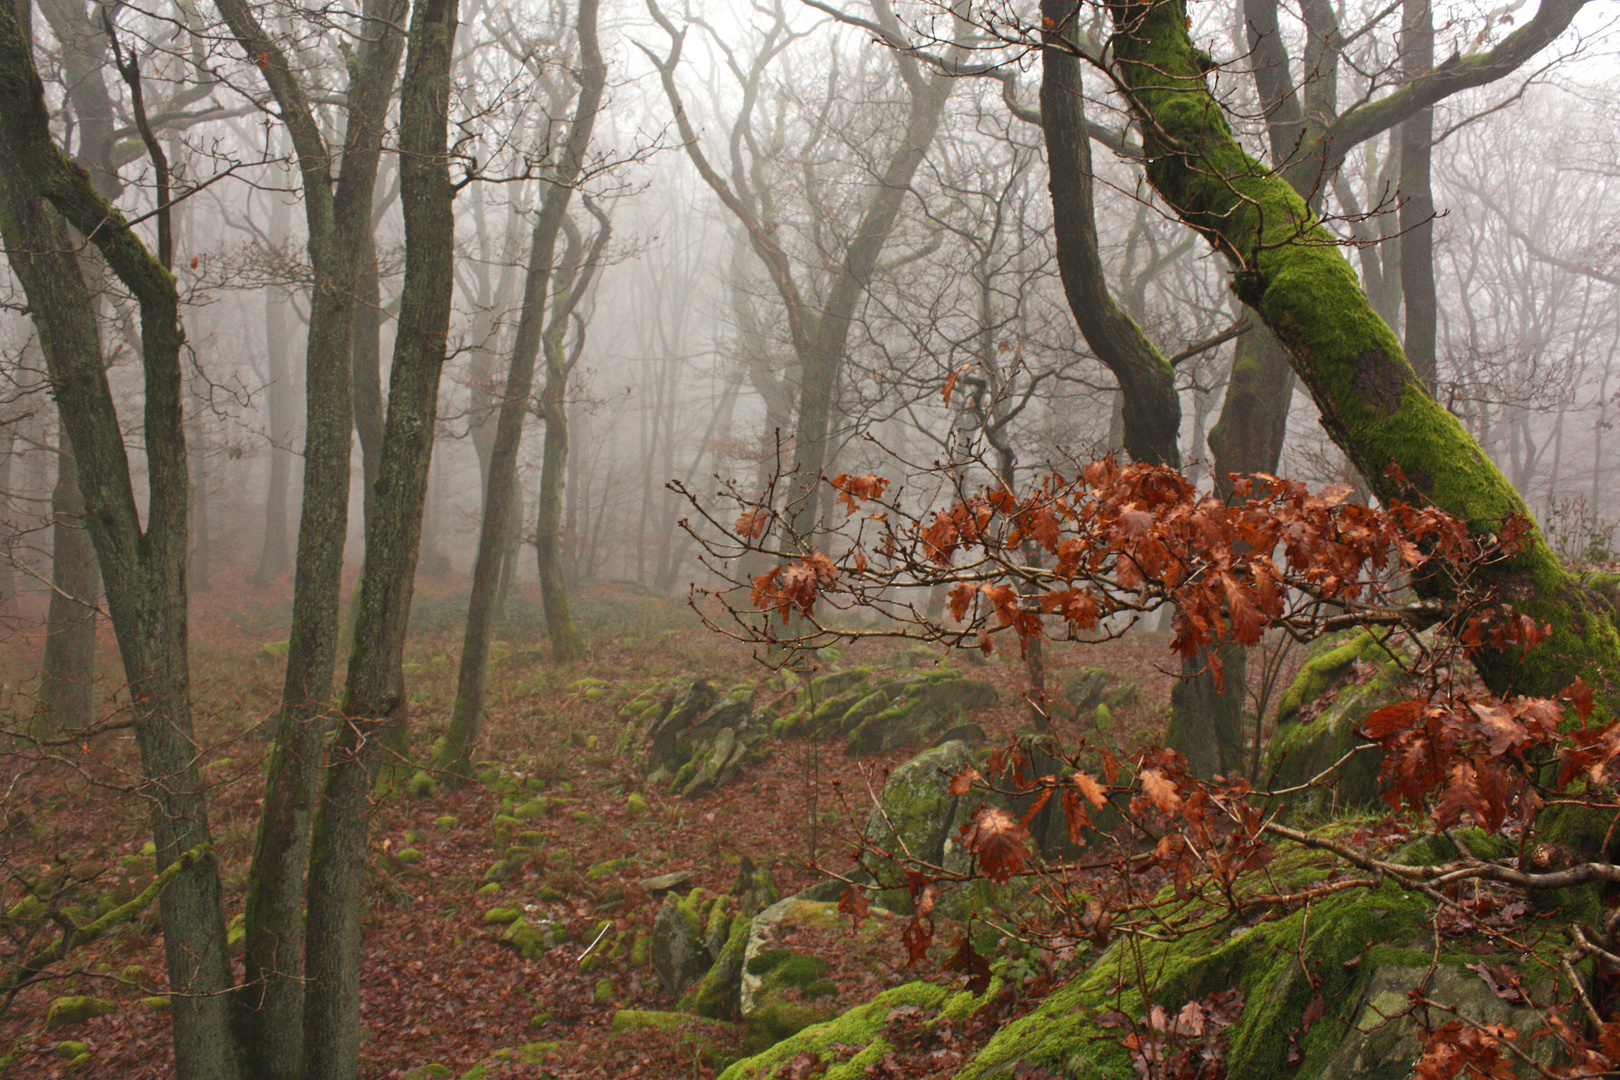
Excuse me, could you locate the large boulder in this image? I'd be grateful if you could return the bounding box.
[860,740,982,913]
[1264,631,1412,819]
[946,830,1557,1080]
[731,829,1561,1080]
[717,981,996,1080]
[738,896,909,1048]
[1053,667,1140,722]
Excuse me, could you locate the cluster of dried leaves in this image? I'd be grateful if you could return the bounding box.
[707,466,1620,1076]
[687,464,1530,710]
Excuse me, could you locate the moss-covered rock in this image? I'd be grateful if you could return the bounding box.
[718,981,987,1079]
[499,918,568,960]
[407,770,438,799]
[1265,630,1407,819]
[45,995,117,1028]
[651,890,713,996]
[635,680,768,797]
[587,857,636,880]
[55,1040,89,1060]
[861,740,983,913]
[401,1066,454,1080]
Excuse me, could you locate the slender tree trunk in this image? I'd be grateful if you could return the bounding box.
[253,281,295,586]
[1399,0,1438,390]
[188,386,211,593]
[437,0,602,779]
[1167,323,1295,777]
[783,70,956,545]
[36,431,99,733]
[0,414,19,618]
[211,0,409,1071]
[302,2,457,1073]
[536,328,586,660]
[353,222,386,531]
[0,11,237,1072]
[1041,0,1180,468]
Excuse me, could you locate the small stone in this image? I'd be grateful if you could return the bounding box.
[640,870,695,895]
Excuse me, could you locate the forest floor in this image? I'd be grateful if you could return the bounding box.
[0,568,1225,1079]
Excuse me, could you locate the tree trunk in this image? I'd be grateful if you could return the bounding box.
[1167,322,1295,777]
[536,330,585,661]
[1399,0,1438,390]
[353,221,386,531]
[302,1,457,1073]
[36,432,100,734]
[437,0,602,780]
[1040,0,1180,468]
[1107,0,1620,707]
[188,386,211,593]
[211,0,409,1071]
[0,11,237,1073]
[253,280,295,586]
[783,68,957,544]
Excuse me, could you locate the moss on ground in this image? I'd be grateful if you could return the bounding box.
[719,981,993,1079]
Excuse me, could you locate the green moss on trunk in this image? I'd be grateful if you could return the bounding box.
[1106,0,1620,719]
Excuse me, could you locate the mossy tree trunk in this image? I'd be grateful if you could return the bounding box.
[1105,0,1620,707]
[302,2,457,1074]
[440,0,603,779]
[212,0,409,1072]
[0,9,238,1075]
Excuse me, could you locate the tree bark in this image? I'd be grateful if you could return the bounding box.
[0,10,236,1074]
[253,275,295,587]
[1399,0,1438,390]
[1040,0,1180,468]
[1167,321,1296,777]
[36,431,99,734]
[302,0,457,1073]
[212,0,409,1072]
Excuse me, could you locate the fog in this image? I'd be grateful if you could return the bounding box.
[1,0,1617,646]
